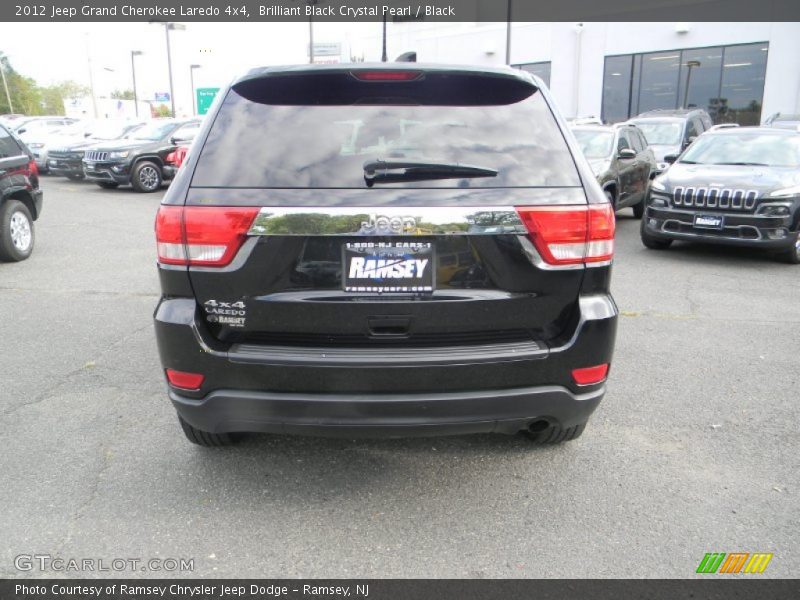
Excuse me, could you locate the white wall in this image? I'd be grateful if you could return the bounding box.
[360,21,800,121]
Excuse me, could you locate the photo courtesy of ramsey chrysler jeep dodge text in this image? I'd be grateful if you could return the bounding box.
[153,64,618,447]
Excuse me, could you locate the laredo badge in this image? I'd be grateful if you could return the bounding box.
[204,299,247,327]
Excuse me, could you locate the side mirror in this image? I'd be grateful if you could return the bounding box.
[664,154,679,165]
[618,148,636,160]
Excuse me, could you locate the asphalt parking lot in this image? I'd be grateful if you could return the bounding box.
[1,177,797,578]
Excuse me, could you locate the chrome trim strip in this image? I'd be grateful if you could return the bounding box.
[248,206,529,236]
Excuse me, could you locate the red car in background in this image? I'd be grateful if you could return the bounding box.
[163,145,188,179]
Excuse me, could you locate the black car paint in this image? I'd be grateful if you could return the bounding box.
[642,129,800,254]
[82,120,199,187]
[154,64,618,439]
[0,125,43,260]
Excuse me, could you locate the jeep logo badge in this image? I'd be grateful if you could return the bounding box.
[361,214,418,234]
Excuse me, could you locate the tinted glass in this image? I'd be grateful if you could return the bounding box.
[602,55,632,123]
[680,133,800,167]
[572,129,614,159]
[677,47,723,115]
[129,121,178,141]
[637,51,681,113]
[629,120,683,145]
[602,43,768,126]
[617,131,631,152]
[0,127,23,158]
[685,119,700,140]
[719,43,769,126]
[628,129,644,152]
[516,62,551,87]
[194,85,580,189]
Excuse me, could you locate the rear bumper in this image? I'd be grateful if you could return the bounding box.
[155,294,617,436]
[643,205,797,250]
[171,384,604,438]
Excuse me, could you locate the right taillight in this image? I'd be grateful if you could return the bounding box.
[155,205,259,267]
[516,203,615,266]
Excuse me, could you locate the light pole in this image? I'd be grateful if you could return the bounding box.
[381,13,387,62]
[131,50,142,117]
[150,21,185,117]
[307,1,320,64]
[189,64,201,115]
[505,0,513,65]
[683,60,701,108]
[85,33,98,118]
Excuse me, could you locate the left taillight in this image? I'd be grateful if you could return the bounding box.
[28,160,39,177]
[155,206,259,267]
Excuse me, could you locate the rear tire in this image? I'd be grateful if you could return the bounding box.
[0,200,35,262]
[632,199,645,219]
[179,416,237,447]
[131,161,162,193]
[523,422,586,444]
[96,182,119,189]
[640,218,672,250]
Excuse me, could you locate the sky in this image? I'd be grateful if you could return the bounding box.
[1,22,389,116]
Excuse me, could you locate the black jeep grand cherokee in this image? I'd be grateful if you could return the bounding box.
[154,64,618,446]
[83,119,199,192]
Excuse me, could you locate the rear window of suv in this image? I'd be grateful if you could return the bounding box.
[192,70,581,189]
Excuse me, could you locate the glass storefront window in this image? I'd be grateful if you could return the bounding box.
[677,47,723,118]
[719,43,769,126]
[636,51,681,113]
[602,55,633,124]
[601,42,768,125]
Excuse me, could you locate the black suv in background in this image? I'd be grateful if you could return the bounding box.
[571,123,656,217]
[642,127,800,263]
[48,120,144,180]
[83,119,200,192]
[154,64,618,447]
[0,124,42,262]
[628,108,713,174]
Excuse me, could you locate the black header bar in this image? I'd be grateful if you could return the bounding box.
[3,0,800,22]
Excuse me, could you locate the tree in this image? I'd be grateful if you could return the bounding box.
[0,51,89,115]
[111,89,135,100]
[0,52,43,115]
[41,81,91,115]
[152,104,171,118]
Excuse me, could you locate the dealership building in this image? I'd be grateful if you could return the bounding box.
[355,22,800,125]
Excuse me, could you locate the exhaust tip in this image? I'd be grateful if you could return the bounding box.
[528,420,550,433]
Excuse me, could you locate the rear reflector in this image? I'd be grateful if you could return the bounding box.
[165,368,205,390]
[352,70,422,81]
[516,204,615,266]
[155,206,259,267]
[572,364,609,385]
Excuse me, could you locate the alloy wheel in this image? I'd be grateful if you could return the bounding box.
[139,166,159,190]
[9,211,32,252]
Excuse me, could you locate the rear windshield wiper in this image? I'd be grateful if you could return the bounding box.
[363,159,498,186]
